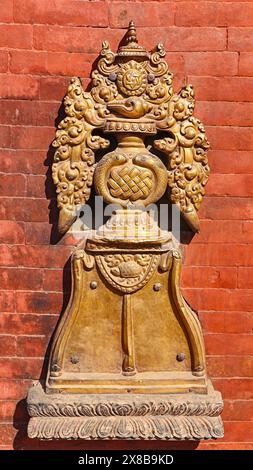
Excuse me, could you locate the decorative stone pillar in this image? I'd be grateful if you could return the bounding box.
[27,21,223,441]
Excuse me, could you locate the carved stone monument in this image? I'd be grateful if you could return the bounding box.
[27,22,224,440]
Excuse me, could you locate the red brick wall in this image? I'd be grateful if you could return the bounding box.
[0,0,252,450]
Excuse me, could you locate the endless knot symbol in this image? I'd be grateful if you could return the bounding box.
[108,166,153,201]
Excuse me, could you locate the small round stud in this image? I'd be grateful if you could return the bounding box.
[176,352,185,362]
[147,73,155,83]
[153,283,162,291]
[90,281,98,289]
[70,356,79,364]
[109,72,117,82]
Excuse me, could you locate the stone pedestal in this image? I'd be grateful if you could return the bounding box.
[27,381,223,440]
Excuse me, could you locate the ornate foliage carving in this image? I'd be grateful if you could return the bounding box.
[154,85,210,232]
[27,383,224,440]
[95,253,160,293]
[52,77,109,233]
[28,415,224,440]
[52,21,209,234]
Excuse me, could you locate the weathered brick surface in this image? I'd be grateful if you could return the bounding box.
[0,0,252,450]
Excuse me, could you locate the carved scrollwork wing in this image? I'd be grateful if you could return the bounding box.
[154,85,210,232]
[52,77,110,234]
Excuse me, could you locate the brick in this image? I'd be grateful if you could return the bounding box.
[213,378,253,399]
[192,442,253,450]
[175,2,253,27]
[0,424,17,446]
[223,422,253,442]
[184,288,253,312]
[0,24,32,49]
[0,126,11,148]
[207,174,253,197]
[13,0,108,27]
[0,220,25,245]
[200,197,253,221]
[196,102,253,127]
[241,221,253,243]
[33,26,120,53]
[238,267,253,288]
[223,401,253,421]
[0,268,43,291]
[0,336,17,357]
[0,291,15,313]
[207,357,253,378]
[6,245,72,268]
[0,74,40,100]
[199,312,253,334]
[10,126,55,150]
[0,174,26,197]
[0,246,15,267]
[109,2,175,27]
[15,291,63,314]
[25,222,51,245]
[0,358,43,379]
[27,175,54,198]
[182,266,237,289]
[189,76,253,102]
[182,52,238,76]
[0,379,32,400]
[228,27,253,51]
[9,50,93,78]
[17,336,48,358]
[185,244,253,267]
[0,401,18,422]
[0,101,59,127]
[34,25,226,53]
[208,151,253,174]
[40,76,73,101]
[0,314,57,336]
[43,269,64,292]
[207,126,253,151]
[205,334,253,356]
[0,198,49,223]
[194,220,245,244]
[138,27,227,52]
[0,52,8,73]
[239,52,253,76]
[0,150,45,175]
[0,0,13,22]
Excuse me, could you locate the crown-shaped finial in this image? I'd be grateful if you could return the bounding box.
[117,20,149,58]
[125,20,138,45]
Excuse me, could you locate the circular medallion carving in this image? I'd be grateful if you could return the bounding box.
[117,61,147,96]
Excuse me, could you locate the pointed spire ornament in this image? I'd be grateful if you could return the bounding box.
[117,20,149,58]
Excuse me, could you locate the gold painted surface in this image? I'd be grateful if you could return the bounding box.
[133,269,191,373]
[52,21,209,234]
[28,23,224,440]
[46,22,210,396]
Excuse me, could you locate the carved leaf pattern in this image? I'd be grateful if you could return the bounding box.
[154,85,210,232]
[52,77,110,233]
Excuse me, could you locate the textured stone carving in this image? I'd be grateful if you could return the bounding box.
[27,382,223,440]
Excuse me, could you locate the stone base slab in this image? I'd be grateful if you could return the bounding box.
[27,381,224,440]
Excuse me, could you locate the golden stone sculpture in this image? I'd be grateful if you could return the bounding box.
[27,22,223,440]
